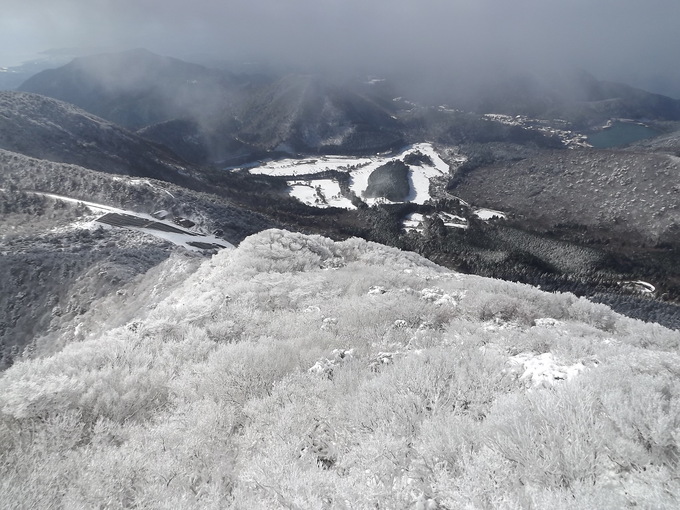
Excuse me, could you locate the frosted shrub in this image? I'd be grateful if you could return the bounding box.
[0,326,215,423]
[235,374,342,506]
[592,364,680,470]
[617,318,680,350]
[568,296,618,332]
[4,229,680,507]
[229,229,337,274]
[205,319,241,342]
[177,337,300,406]
[0,411,87,510]
[308,348,355,378]
[415,411,480,478]
[353,345,509,437]
[464,290,543,326]
[487,383,605,489]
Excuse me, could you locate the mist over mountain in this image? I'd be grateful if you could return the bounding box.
[4,0,680,99]
[18,49,247,130]
[235,74,403,154]
[16,48,680,173]
[429,69,680,127]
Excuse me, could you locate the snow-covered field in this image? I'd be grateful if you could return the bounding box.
[620,280,656,294]
[288,179,355,209]
[474,208,507,220]
[403,212,468,232]
[246,155,373,177]
[347,143,451,206]
[242,143,452,209]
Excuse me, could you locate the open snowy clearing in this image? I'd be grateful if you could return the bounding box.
[403,212,468,232]
[245,154,373,177]
[620,280,656,294]
[287,179,355,209]
[474,208,507,220]
[348,143,451,206]
[244,143,452,208]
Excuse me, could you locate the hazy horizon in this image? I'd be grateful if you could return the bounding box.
[2,0,680,99]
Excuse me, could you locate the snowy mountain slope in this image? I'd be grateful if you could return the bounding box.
[1,229,679,508]
[0,148,277,367]
[0,148,276,244]
[5,49,680,330]
[0,91,197,184]
[18,52,405,159]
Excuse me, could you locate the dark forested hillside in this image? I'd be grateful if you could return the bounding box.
[0,91,198,184]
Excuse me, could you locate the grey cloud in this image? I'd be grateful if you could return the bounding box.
[2,0,680,97]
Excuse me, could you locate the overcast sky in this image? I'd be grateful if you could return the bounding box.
[2,0,679,97]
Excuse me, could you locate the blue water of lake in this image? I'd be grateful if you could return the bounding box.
[587,122,659,148]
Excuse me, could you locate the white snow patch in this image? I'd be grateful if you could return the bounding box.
[309,349,355,376]
[368,351,401,370]
[247,155,372,177]
[620,280,656,294]
[406,164,441,204]
[368,286,387,295]
[474,208,506,220]
[287,179,355,209]
[403,213,425,232]
[532,318,565,328]
[438,212,468,229]
[482,319,522,332]
[402,211,467,232]
[125,228,232,253]
[507,352,589,388]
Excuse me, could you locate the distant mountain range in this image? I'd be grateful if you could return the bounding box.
[19,50,680,163]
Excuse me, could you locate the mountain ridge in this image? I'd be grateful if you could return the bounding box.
[0,90,197,184]
[1,229,679,507]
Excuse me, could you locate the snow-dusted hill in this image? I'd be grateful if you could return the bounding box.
[0,148,276,367]
[451,148,680,245]
[1,229,678,508]
[0,90,196,184]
